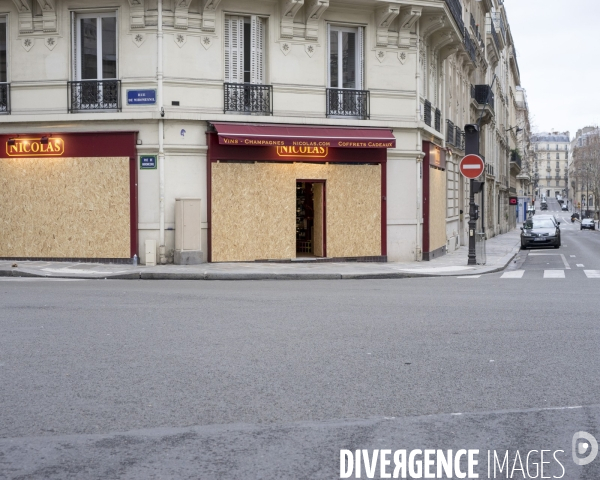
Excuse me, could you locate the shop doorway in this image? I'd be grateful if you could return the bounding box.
[296,180,326,257]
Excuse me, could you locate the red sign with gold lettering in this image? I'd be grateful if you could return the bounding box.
[6,138,65,157]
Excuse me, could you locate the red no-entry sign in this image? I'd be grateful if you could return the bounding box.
[459,154,485,179]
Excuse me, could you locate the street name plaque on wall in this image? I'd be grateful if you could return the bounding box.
[140,155,157,169]
[127,89,157,105]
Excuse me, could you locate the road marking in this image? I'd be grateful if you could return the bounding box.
[544,270,565,278]
[527,253,571,269]
[584,270,600,278]
[0,278,86,282]
[456,275,481,278]
[501,270,525,278]
[577,264,584,268]
[570,255,576,257]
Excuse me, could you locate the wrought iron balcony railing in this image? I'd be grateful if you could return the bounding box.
[446,119,455,146]
[0,83,10,114]
[486,163,494,177]
[464,29,477,64]
[471,84,495,111]
[68,80,121,113]
[490,21,501,52]
[455,126,464,150]
[445,0,465,35]
[434,108,441,133]
[326,88,369,119]
[510,151,522,169]
[423,99,432,127]
[224,83,273,115]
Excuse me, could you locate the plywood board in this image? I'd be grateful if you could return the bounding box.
[313,183,324,257]
[429,167,447,251]
[0,157,131,258]
[212,162,381,261]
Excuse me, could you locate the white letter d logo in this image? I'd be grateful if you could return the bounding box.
[573,431,598,466]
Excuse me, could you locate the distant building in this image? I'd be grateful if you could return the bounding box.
[531,132,570,199]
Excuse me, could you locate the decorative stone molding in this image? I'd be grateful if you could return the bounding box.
[280,0,304,39]
[174,0,192,29]
[128,0,145,29]
[201,36,214,50]
[21,37,35,51]
[375,5,399,47]
[44,36,57,50]
[398,50,408,64]
[132,32,146,48]
[37,0,57,32]
[12,0,34,34]
[305,0,329,42]
[397,5,421,47]
[421,15,446,40]
[280,42,292,56]
[304,43,316,57]
[130,1,147,28]
[375,49,386,63]
[202,0,222,32]
[174,32,187,47]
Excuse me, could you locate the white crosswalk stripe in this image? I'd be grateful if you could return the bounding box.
[543,270,565,278]
[501,270,525,278]
[584,270,600,278]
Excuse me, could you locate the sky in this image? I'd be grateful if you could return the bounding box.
[503,0,600,139]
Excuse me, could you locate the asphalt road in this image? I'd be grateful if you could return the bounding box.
[2,211,600,479]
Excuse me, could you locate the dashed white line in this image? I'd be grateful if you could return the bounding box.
[501,270,525,279]
[456,275,481,279]
[584,270,600,278]
[577,264,584,268]
[544,270,565,279]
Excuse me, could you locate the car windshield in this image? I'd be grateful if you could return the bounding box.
[583,219,593,224]
[525,219,555,229]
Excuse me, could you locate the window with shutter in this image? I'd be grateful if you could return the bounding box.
[224,16,244,83]
[225,15,265,85]
[250,16,265,84]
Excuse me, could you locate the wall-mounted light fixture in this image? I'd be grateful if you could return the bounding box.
[7,138,16,146]
[505,126,522,134]
[40,136,49,145]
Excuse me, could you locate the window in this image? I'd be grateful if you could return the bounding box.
[0,16,7,113]
[328,25,364,90]
[73,12,117,81]
[0,17,6,83]
[556,153,559,160]
[224,15,265,84]
[546,153,550,160]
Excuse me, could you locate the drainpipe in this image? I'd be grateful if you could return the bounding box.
[158,0,166,264]
[415,20,422,261]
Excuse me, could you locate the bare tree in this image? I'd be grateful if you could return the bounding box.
[573,131,600,217]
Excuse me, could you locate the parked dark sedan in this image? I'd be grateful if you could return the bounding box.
[521,217,561,249]
[581,218,596,230]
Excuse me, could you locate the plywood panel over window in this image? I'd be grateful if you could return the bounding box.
[0,157,130,258]
[211,162,381,261]
[429,167,447,252]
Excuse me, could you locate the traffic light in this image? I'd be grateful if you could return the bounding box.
[464,124,480,155]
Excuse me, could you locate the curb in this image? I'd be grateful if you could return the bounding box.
[0,240,522,281]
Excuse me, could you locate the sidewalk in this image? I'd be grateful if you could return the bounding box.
[0,229,521,280]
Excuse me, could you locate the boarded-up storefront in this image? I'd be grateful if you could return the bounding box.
[0,132,138,261]
[422,141,447,260]
[207,123,395,262]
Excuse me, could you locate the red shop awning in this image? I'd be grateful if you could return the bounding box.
[211,123,396,149]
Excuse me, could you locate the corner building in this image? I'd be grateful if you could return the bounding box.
[0,0,528,263]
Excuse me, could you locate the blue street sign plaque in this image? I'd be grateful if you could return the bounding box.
[140,155,157,169]
[127,89,156,105]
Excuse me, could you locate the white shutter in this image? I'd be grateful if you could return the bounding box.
[224,15,244,83]
[250,16,265,84]
[71,12,78,80]
[357,26,364,89]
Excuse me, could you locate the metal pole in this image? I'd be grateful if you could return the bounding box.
[468,179,477,265]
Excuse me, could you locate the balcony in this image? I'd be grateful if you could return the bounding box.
[0,83,10,114]
[68,80,121,113]
[446,119,455,146]
[445,0,465,34]
[434,108,441,133]
[510,151,522,170]
[326,88,369,119]
[470,84,494,124]
[224,83,273,115]
[486,163,494,177]
[463,29,477,65]
[423,99,432,127]
[454,125,464,150]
